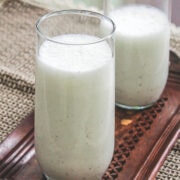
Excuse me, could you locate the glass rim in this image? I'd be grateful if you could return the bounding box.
[36,9,116,45]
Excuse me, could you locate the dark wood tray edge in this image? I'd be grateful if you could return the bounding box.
[0,112,35,178]
[135,106,180,180]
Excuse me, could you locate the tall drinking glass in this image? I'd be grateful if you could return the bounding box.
[35,10,115,180]
[105,0,171,110]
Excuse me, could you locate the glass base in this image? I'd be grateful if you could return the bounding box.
[115,102,153,110]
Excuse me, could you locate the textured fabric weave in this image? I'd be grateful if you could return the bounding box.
[171,24,180,58]
[0,0,46,142]
[156,139,180,180]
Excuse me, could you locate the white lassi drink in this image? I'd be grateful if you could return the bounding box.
[109,5,170,108]
[35,34,114,180]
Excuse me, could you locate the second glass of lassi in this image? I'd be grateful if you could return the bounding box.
[105,0,171,110]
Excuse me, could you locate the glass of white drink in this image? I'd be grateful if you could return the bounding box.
[35,10,115,180]
[104,0,171,110]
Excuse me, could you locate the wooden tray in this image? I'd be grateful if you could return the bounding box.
[0,52,179,180]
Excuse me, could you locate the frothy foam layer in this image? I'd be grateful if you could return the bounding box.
[110,5,169,36]
[38,34,112,72]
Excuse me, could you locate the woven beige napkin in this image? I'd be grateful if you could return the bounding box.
[156,139,180,179]
[0,0,46,142]
[170,24,180,57]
